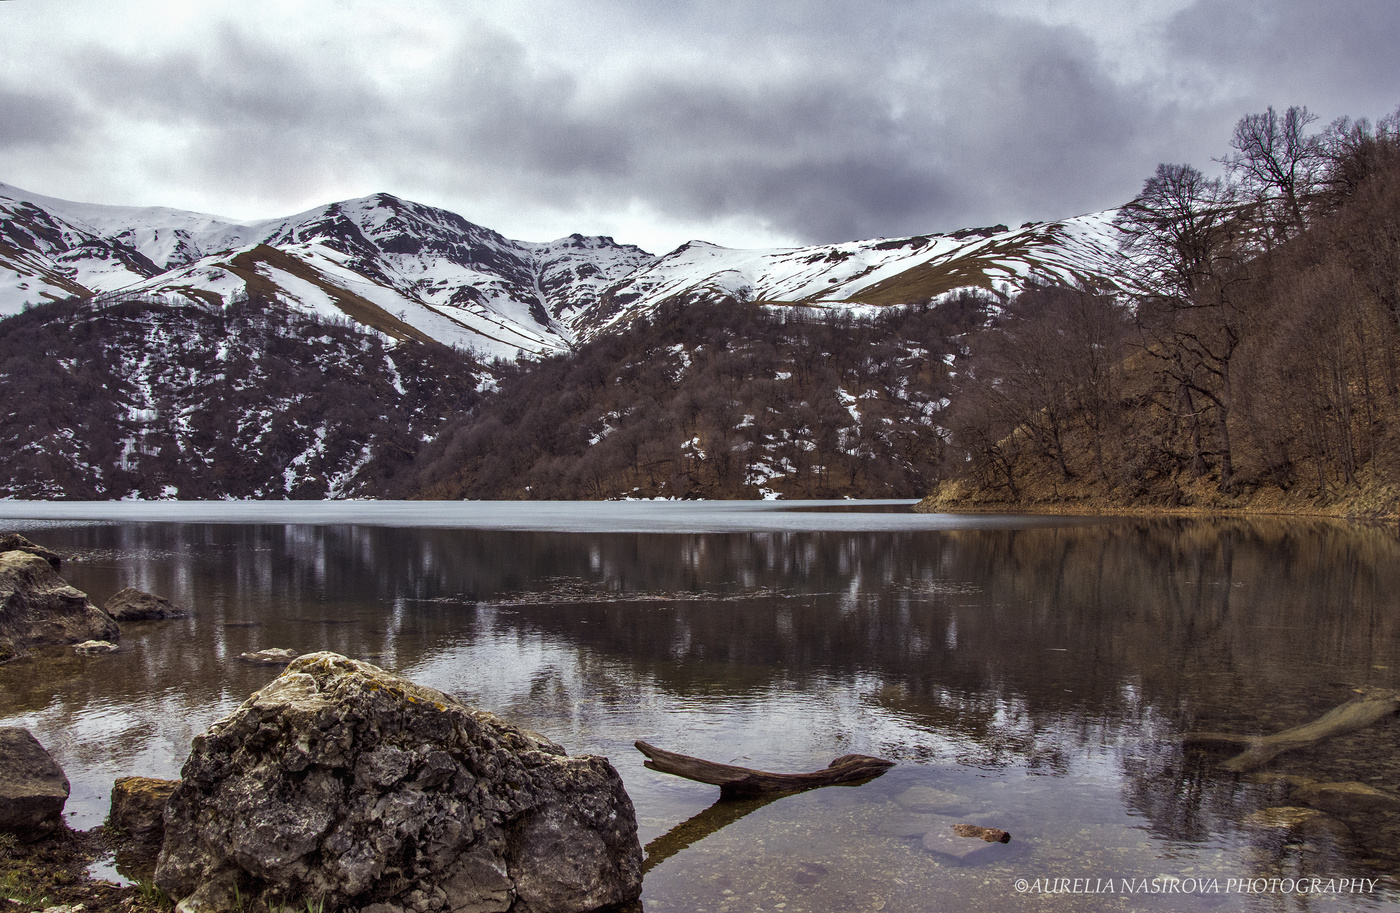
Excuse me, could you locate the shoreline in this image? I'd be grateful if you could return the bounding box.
[916,473,1400,525]
[914,498,1400,524]
[0,825,166,912]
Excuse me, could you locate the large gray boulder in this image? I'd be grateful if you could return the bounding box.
[155,652,642,913]
[1,550,120,663]
[0,727,71,839]
[103,586,190,622]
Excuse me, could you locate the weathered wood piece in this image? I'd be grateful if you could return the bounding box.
[1185,687,1400,773]
[634,741,895,799]
[952,824,1011,843]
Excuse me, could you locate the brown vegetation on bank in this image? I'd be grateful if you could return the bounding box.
[926,105,1400,520]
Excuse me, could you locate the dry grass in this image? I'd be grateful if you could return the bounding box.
[222,245,439,345]
[917,468,1400,522]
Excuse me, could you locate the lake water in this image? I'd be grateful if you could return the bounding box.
[2,501,1399,912]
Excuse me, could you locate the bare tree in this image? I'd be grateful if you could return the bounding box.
[1221,105,1322,242]
[1115,163,1249,491]
[943,282,1130,493]
[1115,163,1241,303]
[1317,106,1400,212]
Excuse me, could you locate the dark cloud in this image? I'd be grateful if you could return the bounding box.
[425,31,633,179]
[54,25,388,207]
[3,0,1397,249]
[360,6,1171,243]
[0,87,90,150]
[538,8,1180,241]
[1165,0,1400,118]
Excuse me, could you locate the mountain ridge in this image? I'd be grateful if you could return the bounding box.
[1,182,1127,360]
[0,182,1136,502]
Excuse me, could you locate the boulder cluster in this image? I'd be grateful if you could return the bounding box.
[0,534,189,841]
[1,534,193,664]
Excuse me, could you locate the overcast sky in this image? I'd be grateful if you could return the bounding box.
[2,0,1397,253]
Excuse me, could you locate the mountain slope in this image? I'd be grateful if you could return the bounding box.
[0,184,653,359]
[2,183,1127,361]
[577,214,1122,337]
[405,292,990,500]
[0,292,482,499]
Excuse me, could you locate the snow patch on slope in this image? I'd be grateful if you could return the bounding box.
[1,181,1130,360]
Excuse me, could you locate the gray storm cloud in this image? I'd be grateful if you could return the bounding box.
[1,0,1397,250]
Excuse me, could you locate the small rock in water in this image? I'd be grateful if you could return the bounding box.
[952,823,1012,843]
[73,640,118,655]
[109,776,179,838]
[236,647,301,665]
[102,587,190,621]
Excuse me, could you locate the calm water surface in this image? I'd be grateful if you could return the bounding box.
[2,502,1399,912]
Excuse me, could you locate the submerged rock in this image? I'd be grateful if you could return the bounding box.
[1293,780,1400,817]
[236,647,301,665]
[1245,806,1325,828]
[1244,804,1352,844]
[103,586,190,622]
[155,652,642,913]
[73,640,119,655]
[893,786,967,815]
[0,727,70,839]
[0,550,119,663]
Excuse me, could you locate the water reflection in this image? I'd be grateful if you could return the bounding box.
[2,514,1399,911]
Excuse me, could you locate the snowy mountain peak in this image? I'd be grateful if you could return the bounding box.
[1,182,1128,359]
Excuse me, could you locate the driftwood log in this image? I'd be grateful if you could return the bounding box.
[1185,687,1400,773]
[635,741,895,799]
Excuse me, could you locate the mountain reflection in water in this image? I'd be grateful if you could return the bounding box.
[2,509,1399,912]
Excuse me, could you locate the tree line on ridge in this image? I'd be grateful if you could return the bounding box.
[934,104,1400,512]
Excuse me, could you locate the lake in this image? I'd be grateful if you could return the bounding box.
[2,501,1399,912]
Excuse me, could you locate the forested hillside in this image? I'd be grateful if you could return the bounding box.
[926,106,1400,517]
[0,293,481,499]
[404,293,988,499]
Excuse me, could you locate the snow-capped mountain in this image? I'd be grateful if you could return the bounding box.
[0,183,653,359]
[0,182,1127,359]
[575,214,1124,337]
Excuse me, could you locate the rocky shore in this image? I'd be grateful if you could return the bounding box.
[0,536,644,913]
